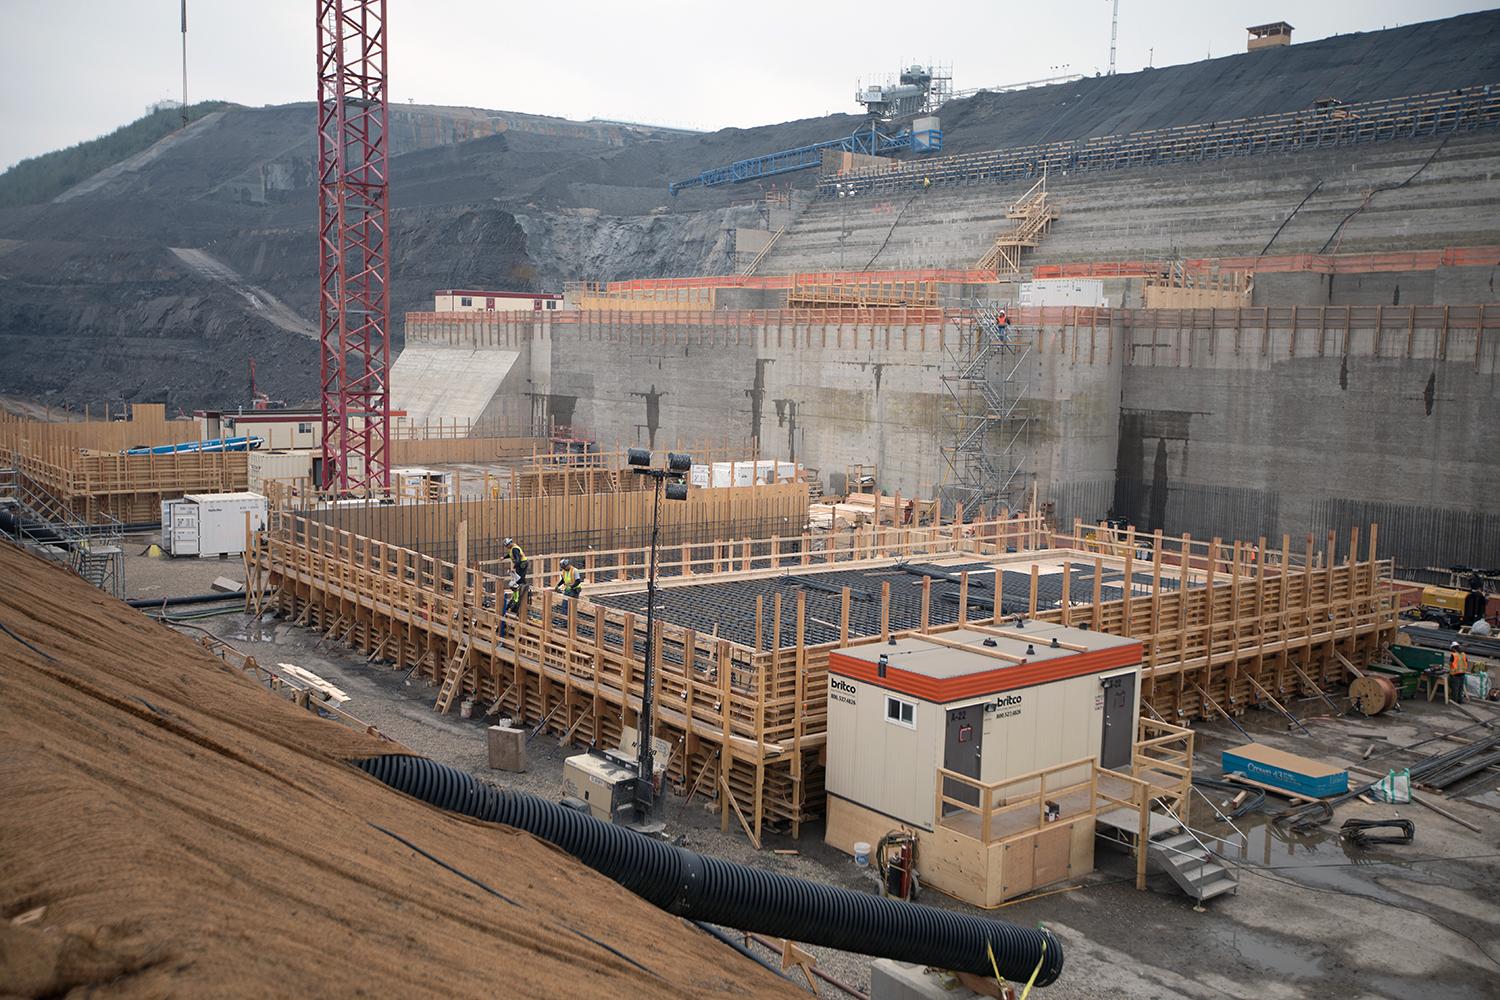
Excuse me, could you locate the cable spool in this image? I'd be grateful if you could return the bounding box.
[1349,675,1398,716]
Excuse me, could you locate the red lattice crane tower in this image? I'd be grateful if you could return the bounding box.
[316,0,391,494]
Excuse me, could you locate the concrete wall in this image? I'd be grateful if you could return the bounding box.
[1115,308,1500,568]
[544,316,954,496]
[402,310,1124,506]
[401,302,1500,570]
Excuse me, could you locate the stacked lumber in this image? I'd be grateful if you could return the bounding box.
[809,501,872,532]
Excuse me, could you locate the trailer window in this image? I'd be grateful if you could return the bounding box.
[885,696,915,729]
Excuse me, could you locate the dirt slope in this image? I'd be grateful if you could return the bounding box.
[0,541,798,999]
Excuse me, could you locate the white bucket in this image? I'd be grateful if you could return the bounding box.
[853,841,871,866]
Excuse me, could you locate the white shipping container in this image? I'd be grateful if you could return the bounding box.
[1018,278,1107,307]
[248,449,316,494]
[163,492,269,558]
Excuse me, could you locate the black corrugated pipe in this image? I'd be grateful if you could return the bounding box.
[126,591,267,609]
[354,754,1064,985]
[0,510,66,545]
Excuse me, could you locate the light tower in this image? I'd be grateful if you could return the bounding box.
[316,0,392,495]
[1107,0,1120,75]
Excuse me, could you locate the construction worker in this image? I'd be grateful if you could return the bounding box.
[497,582,521,639]
[1448,641,1470,703]
[902,499,915,526]
[554,558,583,604]
[504,537,529,588]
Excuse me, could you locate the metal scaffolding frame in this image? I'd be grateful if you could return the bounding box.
[316,0,392,495]
[0,465,124,598]
[940,301,1033,514]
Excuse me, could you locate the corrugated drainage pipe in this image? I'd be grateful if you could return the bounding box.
[354,754,1063,985]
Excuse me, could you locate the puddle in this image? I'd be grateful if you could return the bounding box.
[1194,797,1477,905]
[229,617,277,644]
[1210,924,1325,979]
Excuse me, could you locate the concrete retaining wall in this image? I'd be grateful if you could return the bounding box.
[401,304,1499,569]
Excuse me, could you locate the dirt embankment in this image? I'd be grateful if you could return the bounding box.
[0,541,799,999]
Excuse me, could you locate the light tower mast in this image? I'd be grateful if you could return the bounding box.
[1107,0,1120,75]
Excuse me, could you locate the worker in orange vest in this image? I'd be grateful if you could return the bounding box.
[1447,641,1470,703]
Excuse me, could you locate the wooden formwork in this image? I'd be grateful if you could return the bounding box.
[249,511,1045,841]
[280,481,811,567]
[0,403,200,457]
[249,508,1395,843]
[0,403,244,523]
[15,450,248,523]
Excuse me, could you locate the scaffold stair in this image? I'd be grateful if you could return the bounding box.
[976,176,1060,273]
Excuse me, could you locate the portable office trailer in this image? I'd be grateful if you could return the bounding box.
[824,621,1142,905]
[161,492,269,558]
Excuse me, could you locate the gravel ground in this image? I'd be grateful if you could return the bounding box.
[129,550,1500,999]
[120,532,249,602]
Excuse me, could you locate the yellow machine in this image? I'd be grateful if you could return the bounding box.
[1413,585,1486,630]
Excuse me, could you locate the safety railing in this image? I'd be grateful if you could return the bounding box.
[934,758,1098,846]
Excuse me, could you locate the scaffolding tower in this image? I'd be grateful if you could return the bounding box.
[940,301,1033,514]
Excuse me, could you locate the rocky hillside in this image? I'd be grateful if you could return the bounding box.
[0,10,1497,411]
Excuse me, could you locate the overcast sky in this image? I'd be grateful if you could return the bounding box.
[0,0,1492,170]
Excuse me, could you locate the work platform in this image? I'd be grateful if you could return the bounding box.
[249,505,1396,844]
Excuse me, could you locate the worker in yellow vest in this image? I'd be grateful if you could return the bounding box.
[1448,641,1470,703]
[504,537,529,588]
[555,559,583,605]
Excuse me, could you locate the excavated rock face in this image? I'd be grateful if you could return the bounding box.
[1,10,1498,409]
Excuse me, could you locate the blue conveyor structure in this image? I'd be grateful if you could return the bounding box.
[123,435,264,455]
[669,122,941,195]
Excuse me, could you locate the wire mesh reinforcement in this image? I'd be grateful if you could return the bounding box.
[590,561,1161,649]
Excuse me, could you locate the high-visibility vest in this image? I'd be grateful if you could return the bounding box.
[560,566,580,590]
[1448,651,1469,676]
[509,543,528,568]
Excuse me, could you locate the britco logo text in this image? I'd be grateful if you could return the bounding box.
[986,693,1024,719]
[829,676,857,706]
[830,678,857,695]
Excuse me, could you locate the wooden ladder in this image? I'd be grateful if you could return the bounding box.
[433,637,473,714]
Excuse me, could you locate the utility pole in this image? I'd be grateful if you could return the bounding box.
[1104,0,1116,76]
[180,0,189,126]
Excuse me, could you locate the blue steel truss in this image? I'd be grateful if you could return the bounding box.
[669,122,942,195]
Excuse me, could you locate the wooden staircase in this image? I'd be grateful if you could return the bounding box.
[977,176,1059,274]
[740,225,785,276]
[433,637,474,714]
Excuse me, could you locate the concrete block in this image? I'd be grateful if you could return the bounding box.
[869,960,983,1000]
[487,725,527,772]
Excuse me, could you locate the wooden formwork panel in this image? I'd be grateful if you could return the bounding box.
[252,513,1396,844]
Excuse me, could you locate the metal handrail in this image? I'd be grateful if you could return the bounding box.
[1155,799,1240,860]
[1189,782,1248,846]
